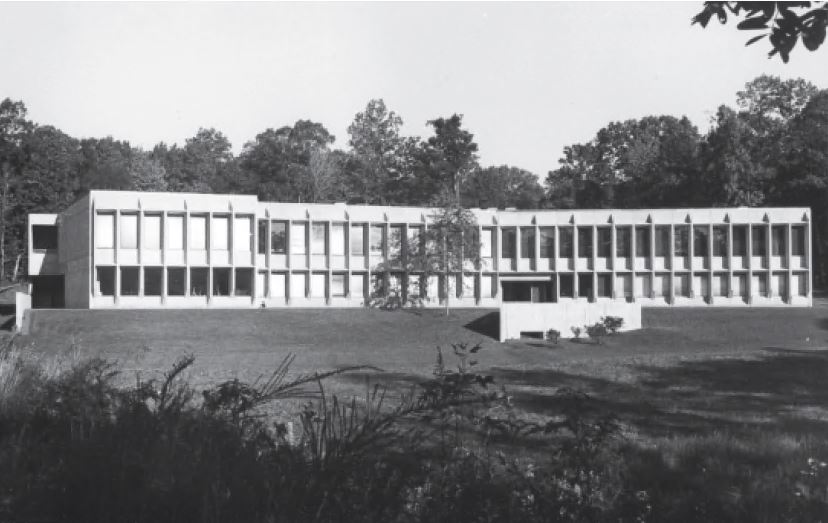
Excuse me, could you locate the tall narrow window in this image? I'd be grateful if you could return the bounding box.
[389,225,403,259]
[693,226,709,257]
[211,215,229,250]
[597,228,611,258]
[190,268,209,296]
[120,267,139,296]
[331,273,347,297]
[752,225,766,256]
[212,268,231,296]
[559,228,573,258]
[792,226,806,256]
[167,268,186,296]
[480,228,494,258]
[235,268,253,296]
[96,266,115,296]
[290,223,307,255]
[144,267,163,296]
[331,223,346,256]
[674,226,689,257]
[577,227,592,258]
[635,227,649,257]
[95,212,115,249]
[616,227,631,257]
[167,215,185,250]
[190,215,207,250]
[539,227,554,258]
[234,216,252,252]
[520,227,535,259]
[772,225,786,256]
[655,226,669,257]
[271,221,287,254]
[408,226,423,257]
[312,223,327,254]
[370,225,385,255]
[501,228,516,258]
[712,226,727,256]
[350,224,365,256]
[120,213,138,249]
[144,214,162,250]
[732,226,747,256]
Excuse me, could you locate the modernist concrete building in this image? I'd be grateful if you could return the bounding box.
[27,191,812,318]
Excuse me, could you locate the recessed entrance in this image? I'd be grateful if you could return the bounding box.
[31,275,64,309]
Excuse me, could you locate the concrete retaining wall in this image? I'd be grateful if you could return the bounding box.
[15,291,31,333]
[499,300,642,342]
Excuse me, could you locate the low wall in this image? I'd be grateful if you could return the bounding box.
[499,300,642,342]
[15,291,31,333]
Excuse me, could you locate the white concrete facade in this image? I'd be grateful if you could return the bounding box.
[27,190,812,312]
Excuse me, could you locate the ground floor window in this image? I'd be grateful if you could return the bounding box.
[655,274,670,298]
[190,268,209,297]
[673,274,690,297]
[212,268,231,296]
[235,268,253,296]
[350,273,365,299]
[596,273,612,298]
[120,267,139,296]
[577,273,593,300]
[712,273,729,297]
[271,272,287,298]
[753,273,768,297]
[331,273,346,297]
[635,274,651,298]
[615,274,632,299]
[311,273,327,298]
[144,267,163,296]
[290,272,307,299]
[559,274,574,298]
[167,268,186,296]
[773,272,787,298]
[96,266,115,296]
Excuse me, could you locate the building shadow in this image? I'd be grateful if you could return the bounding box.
[463,311,499,340]
[0,303,14,331]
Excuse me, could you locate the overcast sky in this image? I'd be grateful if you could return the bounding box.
[3,2,828,177]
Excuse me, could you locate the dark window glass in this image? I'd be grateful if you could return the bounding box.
[120,267,139,296]
[772,225,786,256]
[577,227,592,258]
[635,227,650,257]
[732,226,747,256]
[212,268,231,296]
[597,228,611,258]
[96,267,115,296]
[752,225,766,256]
[674,226,689,257]
[144,267,163,296]
[257,220,267,254]
[597,273,612,297]
[559,274,574,298]
[539,227,554,258]
[167,268,186,296]
[520,227,535,259]
[792,226,806,256]
[501,228,516,258]
[234,268,253,296]
[559,228,573,258]
[190,268,209,296]
[616,227,631,257]
[713,226,728,256]
[655,226,670,257]
[32,225,58,250]
[694,226,709,257]
[271,221,287,254]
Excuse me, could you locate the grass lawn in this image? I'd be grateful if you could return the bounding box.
[13,304,828,518]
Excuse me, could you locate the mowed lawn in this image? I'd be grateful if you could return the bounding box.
[16,303,828,441]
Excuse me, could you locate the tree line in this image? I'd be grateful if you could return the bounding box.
[3,75,828,286]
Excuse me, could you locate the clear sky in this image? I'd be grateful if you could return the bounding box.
[3,2,828,177]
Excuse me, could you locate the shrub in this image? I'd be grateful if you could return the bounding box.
[571,326,582,339]
[546,328,561,344]
[586,322,608,344]
[601,316,624,334]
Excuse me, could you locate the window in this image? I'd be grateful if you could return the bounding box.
[331,223,346,256]
[792,226,806,256]
[407,274,424,299]
[167,215,185,250]
[752,225,767,256]
[96,266,115,296]
[559,228,573,258]
[212,268,231,296]
[190,268,209,296]
[635,226,649,257]
[597,228,611,258]
[95,212,115,248]
[331,273,346,297]
[674,226,689,257]
[371,273,385,296]
[167,268,186,296]
[616,227,631,257]
[616,274,632,298]
[713,273,729,297]
[120,213,138,249]
[539,228,554,258]
[480,275,494,298]
[144,214,162,250]
[501,228,516,258]
[577,227,592,258]
[258,220,268,254]
[480,228,494,258]
[732,226,747,256]
[655,274,670,298]
[271,273,286,298]
[190,215,207,250]
[655,226,670,257]
[350,273,365,298]
[144,267,162,296]
[290,272,307,298]
[271,221,287,254]
[408,226,423,257]
[753,273,768,297]
[311,223,327,255]
[673,274,689,297]
[311,273,326,298]
[559,274,574,298]
[120,267,139,296]
[772,225,786,256]
[520,227,535,259]
[774,272,788,297]
[32,225,58,250]
[578,273,594,299]
[635,274,652,298]
[389,225,403,259]
[235,268,253,296]
[290,223,307,255]
[234,216,252,252]
[211,215,229,250]
[370,225,385,255]
[597,274,612,298]
[351,224,365,256]
[713,226,727,256]
[257,271,267,297]
[693,226,708,257]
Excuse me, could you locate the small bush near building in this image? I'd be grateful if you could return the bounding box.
[601,316,624,334]
[586,322,608,344]
[571,326,582,339]
[546,328,561,344]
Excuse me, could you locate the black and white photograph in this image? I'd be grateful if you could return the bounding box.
[2,1,828,521]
